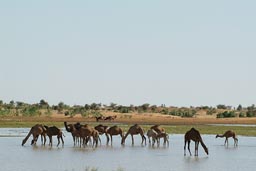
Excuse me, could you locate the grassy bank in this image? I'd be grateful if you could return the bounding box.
[0,120,255,136]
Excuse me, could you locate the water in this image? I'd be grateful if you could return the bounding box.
[0,128,256,171]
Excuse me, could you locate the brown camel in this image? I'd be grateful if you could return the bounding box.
[95,124,109,144]
[156,132,169,146]
[75,124,99,147]
[216,130,238,146]
[94,124,109,135]
[43,125,64,147]
[95,116,105,122]
[150,125,165,134]
[104,115,117,121]
[64,122,80,146]
[106,125,123,145]
[184,128,208,156]
[22,124,46,146]
[146,129,158,146]
[121,124,146,145]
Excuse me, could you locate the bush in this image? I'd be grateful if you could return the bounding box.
[217,111,236,118]
[239,112,245,117]
[0,108,11,116]
[21,106,40,116]
[246,110,256,117]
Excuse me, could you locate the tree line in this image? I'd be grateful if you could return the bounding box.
[0,100,255,118]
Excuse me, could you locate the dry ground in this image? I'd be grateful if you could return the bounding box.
[2,111,255,125]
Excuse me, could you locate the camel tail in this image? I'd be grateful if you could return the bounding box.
[22,129,33,146]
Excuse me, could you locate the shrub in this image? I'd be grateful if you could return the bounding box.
[217,111,236,118]
[21,106,40,116]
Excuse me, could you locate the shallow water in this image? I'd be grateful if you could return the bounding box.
[0,128,256,171]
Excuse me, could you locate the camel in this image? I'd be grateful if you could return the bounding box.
[95,116,105,122]
[22,124,46,146]
[43,125,64,147]
[184,128,208,156]
[156,132,169,146]
[106,125,123,145]
[216,130,238,146]
[95,124,109,144]
[150,125,165,134]
[121,124,146,145]
[104,115,117,121]
[74,124,99,147]
[64,122,80,146]
[94,124,109,135]
[146,129,158,146]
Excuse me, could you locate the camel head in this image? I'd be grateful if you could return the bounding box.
[215,134,219,138]
[21,139,26,146]
[121,137,125,145]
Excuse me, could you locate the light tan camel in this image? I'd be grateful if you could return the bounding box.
[106,125,123,145]
[184,128,208,156]
[22,124,46,146]
[216,130,238,146]
[146,129,158,146]
[121,124,146,145]
[150,125,165,134]
[64,122,80,146]
[43,125,64,147]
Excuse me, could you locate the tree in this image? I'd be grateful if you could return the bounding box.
[141,103,150,112]
[217,104,227,109]
[237,104,242,111]
[39,99,49,108]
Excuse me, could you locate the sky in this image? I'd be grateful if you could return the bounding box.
[0,0,255,107]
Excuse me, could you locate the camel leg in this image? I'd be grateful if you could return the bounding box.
[184,140,187,156]
[110,135,113,145]
[61,136,64,146]
[57,136,60,147]
[98,136,101,145]
[195,141,198,156]
[131,135,134,145]
[73,136,75,146]
[106,134,110,144]
[48,136,52,146]
[188,140,192,156]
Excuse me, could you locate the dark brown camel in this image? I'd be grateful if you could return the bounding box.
[43,125,64,147]
[184,128,208,156]
[22,124,46,146]
[150,125,165,134]
[106,125,123,145]
[95,116,105,122]
[64,122,80,146]
[121,124,146,145]
[104,115,117,121]
[216,130,238,146]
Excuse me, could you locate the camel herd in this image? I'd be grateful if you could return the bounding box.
[21,122,239,156]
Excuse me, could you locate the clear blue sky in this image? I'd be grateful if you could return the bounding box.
[0,0,255,107]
